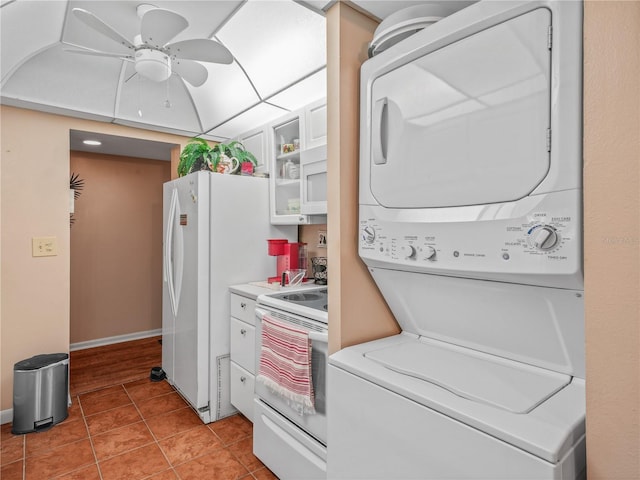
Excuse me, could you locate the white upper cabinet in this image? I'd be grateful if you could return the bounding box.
[270,112,308,224]
[304,98,328,149]
[300,144,327,215]
[237,127,270,175]
[235,98,327,225]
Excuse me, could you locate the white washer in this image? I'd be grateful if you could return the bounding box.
[327,1,585,478]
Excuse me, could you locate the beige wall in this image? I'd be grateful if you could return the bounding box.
[584,1,640,477]
[326,2,400,355]
[69,151,170,344]
[0,105,194,411]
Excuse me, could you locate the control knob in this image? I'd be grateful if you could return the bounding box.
[362,225,376,244]
[400,242,417,260]
[424,246,436,260]
[530,225,559,251]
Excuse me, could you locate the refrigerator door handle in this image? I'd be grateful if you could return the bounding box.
[164,188,179,317]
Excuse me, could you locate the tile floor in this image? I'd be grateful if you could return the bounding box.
[1,337,277,480]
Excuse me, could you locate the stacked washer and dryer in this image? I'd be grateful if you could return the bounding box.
[328,1,585,479]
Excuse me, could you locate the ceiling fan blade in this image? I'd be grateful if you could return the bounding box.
[172,59,208,87]
[72,8,134,50]
[64,48,133,61]
[141,8,188,48]
[165,39,233,65]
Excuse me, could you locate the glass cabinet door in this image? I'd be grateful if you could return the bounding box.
[271,116,305,223]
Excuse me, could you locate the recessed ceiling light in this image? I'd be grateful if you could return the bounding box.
[83,140,102,146]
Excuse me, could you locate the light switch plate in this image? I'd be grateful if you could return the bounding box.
[32,237,58,257]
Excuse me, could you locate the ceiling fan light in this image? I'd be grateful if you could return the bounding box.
[135,49,171,82]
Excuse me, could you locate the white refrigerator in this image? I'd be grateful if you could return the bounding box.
[162,171,295,423]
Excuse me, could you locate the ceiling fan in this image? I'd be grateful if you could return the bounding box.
[67,3,233,87]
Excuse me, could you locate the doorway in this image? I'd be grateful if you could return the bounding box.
[69,130,177,349]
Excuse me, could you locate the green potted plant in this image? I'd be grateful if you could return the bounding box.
[177,139,259,177]
[177,138,214,177]
[210,141,258,175]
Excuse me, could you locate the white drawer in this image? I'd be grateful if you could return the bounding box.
[230,362,255,422]
[230,317,256,373]
[230,294,256,325]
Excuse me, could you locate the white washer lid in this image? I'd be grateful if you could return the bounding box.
[331,334,585,463]
[365,337,571,414]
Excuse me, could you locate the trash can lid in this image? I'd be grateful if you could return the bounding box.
[14,353,69,371]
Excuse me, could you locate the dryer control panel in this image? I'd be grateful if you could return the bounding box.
[359,190,582,290]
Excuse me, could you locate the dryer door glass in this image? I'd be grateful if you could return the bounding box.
[369,8,551,208]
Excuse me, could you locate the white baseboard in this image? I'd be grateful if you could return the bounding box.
[70,329,162,352]
[1,408,13,425]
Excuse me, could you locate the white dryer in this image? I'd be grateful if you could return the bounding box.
[327,1,585,479]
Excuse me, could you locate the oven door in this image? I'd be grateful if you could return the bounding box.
[254,307,328,445]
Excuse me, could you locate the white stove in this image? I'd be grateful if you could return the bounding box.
[253,285,329,480]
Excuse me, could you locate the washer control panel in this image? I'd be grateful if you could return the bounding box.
[359,190,582,287]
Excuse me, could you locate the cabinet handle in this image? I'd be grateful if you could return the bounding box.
[240,329,247,336]
[240,376,246,383]
[240,302,247,309]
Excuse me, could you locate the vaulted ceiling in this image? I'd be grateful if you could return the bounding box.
[0,0,430,141]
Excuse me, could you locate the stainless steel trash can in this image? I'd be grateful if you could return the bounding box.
[12,353,69,434]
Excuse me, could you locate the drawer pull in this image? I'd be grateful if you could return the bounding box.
[240,302,247,309]
[240,328,247,336]
[240,376,246,383]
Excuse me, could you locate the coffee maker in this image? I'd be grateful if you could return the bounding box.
[267,239,307,285]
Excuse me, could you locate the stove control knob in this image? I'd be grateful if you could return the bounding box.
[424,246,436,260]
[401,243,417,260]
[362,225,376,244]
[531,225,559,250]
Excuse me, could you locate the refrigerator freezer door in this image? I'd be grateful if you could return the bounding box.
[162,173,210,413]
[162,183,176,383]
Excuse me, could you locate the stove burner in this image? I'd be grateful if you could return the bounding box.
[266,288,328,318]
[281,292,323,302]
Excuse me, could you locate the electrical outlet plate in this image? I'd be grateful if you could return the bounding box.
[317,230,327,248]
[32,236,58,257]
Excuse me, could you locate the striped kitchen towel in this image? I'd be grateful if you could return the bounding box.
[257,315,316,415]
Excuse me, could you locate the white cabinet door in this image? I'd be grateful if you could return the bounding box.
[301,144,327,215]
[269,112,308,225]
[238,127,269,175]
[304,99,327,149]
